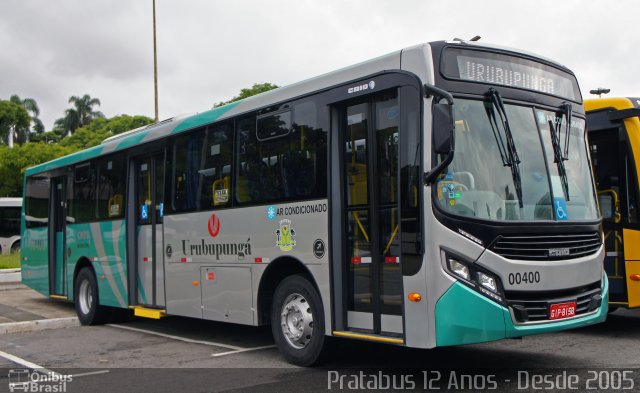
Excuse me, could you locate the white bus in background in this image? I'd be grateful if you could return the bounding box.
[0,197,22,255]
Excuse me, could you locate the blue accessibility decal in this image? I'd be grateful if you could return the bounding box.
[554,197,568,221]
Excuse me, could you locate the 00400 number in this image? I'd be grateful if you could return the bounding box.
[508,271,541,285]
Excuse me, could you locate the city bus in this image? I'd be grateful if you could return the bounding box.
[1,197,22,255]
[22,39,607,366]
[585,97,640,310]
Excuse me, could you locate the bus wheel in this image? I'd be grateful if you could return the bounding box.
[271,275,328,366]
[74,268,107,325]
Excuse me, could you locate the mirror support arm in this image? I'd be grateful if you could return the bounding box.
[424,84,455,184]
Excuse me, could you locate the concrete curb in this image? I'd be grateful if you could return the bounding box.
[0,268,20,274]
[0,283,25,291]
[0,317,79,335]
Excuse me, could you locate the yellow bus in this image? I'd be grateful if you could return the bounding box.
[585,97,640,310]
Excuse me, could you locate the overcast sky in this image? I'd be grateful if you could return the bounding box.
[1,0,638,130]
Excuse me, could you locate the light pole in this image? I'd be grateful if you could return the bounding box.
[589,88,610,98]
[153,0,159,122]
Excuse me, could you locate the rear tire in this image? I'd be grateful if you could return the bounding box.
[271,275,329,366]
[74,268,108,325]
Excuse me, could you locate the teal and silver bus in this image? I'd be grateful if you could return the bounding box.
[22,39,607,366]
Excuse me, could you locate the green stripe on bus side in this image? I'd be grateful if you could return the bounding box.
[172,102,240,134]
[24,103,240,177]
[116,130,150,149]
[65,221,127,308]
[100,220,128,305]
[25,144,105,177]
[21,227,49,296]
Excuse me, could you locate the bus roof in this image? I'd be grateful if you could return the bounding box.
[0,198,22,207]
[24,39,571,177]
[585,97,640,112]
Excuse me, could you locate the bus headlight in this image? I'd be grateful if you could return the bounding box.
[443,251,506,305]
[447,258,470,281]
[477,272,498,293]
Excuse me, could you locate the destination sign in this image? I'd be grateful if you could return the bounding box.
[442,48,581,101]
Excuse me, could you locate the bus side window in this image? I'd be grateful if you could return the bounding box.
[171,130,205,212]
[96,155,125,219]
[25,177,50,228]
[200,123,233,209]
[70,163,96,223]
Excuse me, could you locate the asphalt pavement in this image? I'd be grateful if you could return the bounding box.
[1,280,640,392]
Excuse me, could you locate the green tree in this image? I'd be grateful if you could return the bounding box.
[0,143,77,196]
[0,100,30,146]
[214,82,279,107]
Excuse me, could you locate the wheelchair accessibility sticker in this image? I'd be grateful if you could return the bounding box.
[554,197,568,221]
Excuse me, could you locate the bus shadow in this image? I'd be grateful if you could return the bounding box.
[324,338,582,369]
[568,308,640,338]
[113,315,275,348]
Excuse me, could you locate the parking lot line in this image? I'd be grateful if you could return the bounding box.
[211,344,276,357]
[0,349,59,376]
[72,370,110,378]
[106,323,244,351]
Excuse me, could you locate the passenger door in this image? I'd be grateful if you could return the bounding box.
[338,90,404,336]
[49,176,67,296]
[134,152,166,308]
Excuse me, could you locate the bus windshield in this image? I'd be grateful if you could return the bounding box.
[435,98,598,222]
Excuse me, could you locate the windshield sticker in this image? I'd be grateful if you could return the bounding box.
[454,192,463,199]
[445,172,455,181]
[554,197,568,221]
[275,219,296,251]
[214,188,229,205]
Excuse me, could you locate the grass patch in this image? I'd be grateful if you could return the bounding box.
[0,253,21,269]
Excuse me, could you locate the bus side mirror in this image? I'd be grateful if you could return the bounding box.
[433,103,454,154]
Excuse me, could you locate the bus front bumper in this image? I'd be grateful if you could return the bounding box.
[434,276,609,347]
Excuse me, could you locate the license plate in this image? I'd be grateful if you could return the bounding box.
[549,301,577,320]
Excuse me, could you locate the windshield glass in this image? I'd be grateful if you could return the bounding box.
[536,112,599,220]
[435,98,598,221]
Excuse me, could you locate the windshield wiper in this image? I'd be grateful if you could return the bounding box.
[549,102,572,200]
[484,88,523,208]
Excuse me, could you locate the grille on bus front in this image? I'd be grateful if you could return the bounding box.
[506,282,602,323]
[491,232,601,261]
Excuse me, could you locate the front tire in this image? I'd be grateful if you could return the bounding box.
[271,275,328,366]
[74,267,107,325]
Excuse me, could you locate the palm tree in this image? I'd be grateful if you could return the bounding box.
[68,94,104,127]
[55,109,81,137]
[8,95,44,143]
